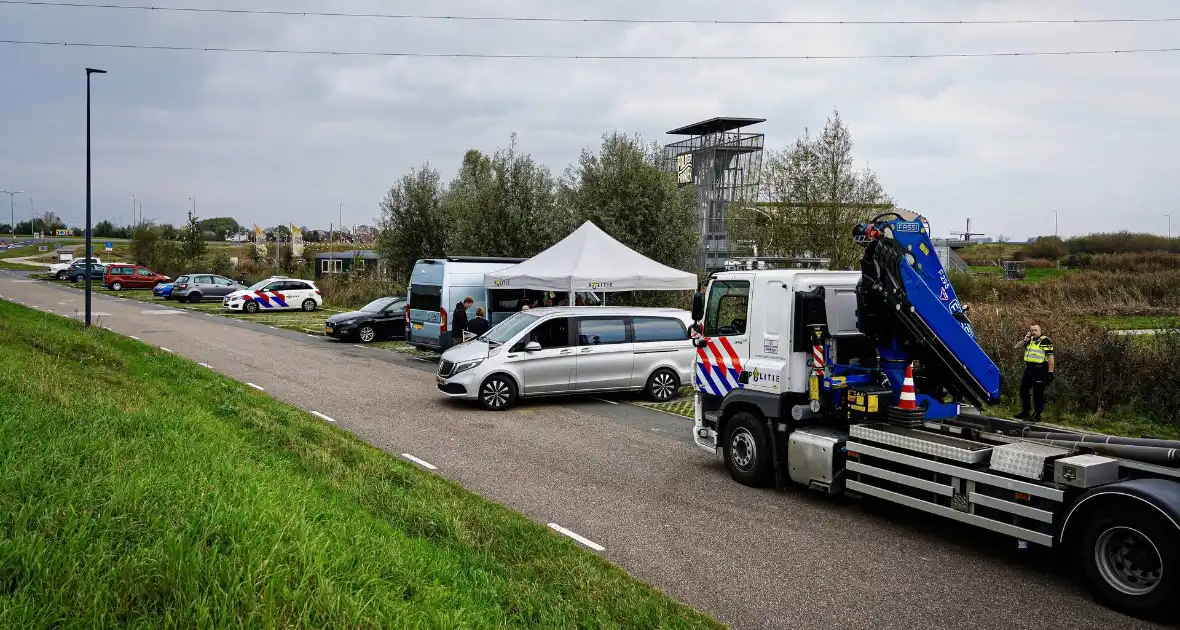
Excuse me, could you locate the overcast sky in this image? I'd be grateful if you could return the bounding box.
[1,0,1177,240]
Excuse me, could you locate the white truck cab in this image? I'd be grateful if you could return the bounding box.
[692,269,863,452]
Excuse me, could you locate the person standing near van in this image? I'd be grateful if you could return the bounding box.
[452,296,474,343]
[467,307,490,336]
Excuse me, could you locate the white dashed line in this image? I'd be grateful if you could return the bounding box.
[129,335,140,341]
[197,362,212,368]
[592,397,619,405]
[160,347,173,353]
[353,344,365,349]
[246,382,265,391]
[310,411,337,423]
[547,523,605,551]
[401,453,438,470]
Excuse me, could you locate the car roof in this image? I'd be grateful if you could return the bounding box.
[522,306,690,319]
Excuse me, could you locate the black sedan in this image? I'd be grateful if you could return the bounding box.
[325,296,407,343]
[64,263,107,283]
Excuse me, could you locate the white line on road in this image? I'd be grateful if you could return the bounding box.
[592,397,619,405]
[197,362,212,368]
[353,344,366,349]
[401,453,438,470]
[246,382,265,391]
[160,347,173,353]
[310,410,337,423]
[547,523,605,551]
[129,335,140,340]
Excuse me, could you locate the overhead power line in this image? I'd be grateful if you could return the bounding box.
[3,1,1180,26]
[4,39,1178,60]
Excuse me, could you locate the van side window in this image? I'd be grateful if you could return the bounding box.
[578,318,628,345]
[704,280,750,337]
[529,317,570,348]
[633,317,687,342]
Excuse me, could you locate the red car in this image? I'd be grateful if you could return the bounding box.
[103,264,171,291]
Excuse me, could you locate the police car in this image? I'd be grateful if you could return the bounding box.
[223,276,323,313]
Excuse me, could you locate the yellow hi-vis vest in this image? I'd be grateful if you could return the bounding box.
[1024,337,1048,364]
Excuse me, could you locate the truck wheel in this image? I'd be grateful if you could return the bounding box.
[1080,502,1178,618]
[723,412,772,487]
[55,271,67,280]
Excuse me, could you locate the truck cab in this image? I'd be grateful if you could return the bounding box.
[693,269,863,454]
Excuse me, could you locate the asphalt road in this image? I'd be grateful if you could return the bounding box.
[0,271,1167,630]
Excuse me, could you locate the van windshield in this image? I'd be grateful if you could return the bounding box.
[482,312,538,345]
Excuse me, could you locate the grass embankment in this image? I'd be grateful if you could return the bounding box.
[0,260,45,271]
[0,300,719,628]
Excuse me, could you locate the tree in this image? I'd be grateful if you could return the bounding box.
[376,162,449,277]
[159,223,179,240]
[727,109,895,269]
[180,213,207,263]
[558,132,698,270]
[197,217,240,240]
[130,222,161,265]
[445,135,561,257]
[93,220,117,238]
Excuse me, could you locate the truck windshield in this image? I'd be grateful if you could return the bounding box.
[704,280,750,337]
[482,312,538,345]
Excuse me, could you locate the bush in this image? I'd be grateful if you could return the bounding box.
[316,273,407,310]
[1023,258,1057,269]
[1065,252,1180,273]
[970,309,1180,422]
[951,270,1180,316]
[1066,231,1180,255]
[1023,235,1067,261]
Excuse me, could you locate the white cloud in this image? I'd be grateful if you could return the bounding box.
[0,0,1177,239]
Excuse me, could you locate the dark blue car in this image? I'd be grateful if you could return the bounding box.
[64,263,107,283]
[153,282,174,298]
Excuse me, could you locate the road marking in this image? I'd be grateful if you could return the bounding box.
[160,347,173,353]
[197,362,212,368]
[141,310,184,315]
[592,397,619,405]
[10,280,37,283]
[353,344,366,349]
[310,410,337,423]
[547,523,605,551]
[401,453,437,470]
[246,382,265,391]
[128,335,140,340]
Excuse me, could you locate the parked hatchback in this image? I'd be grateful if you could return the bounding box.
[103,265,171,291]
[436,307,694,411]
[171,274,246,303]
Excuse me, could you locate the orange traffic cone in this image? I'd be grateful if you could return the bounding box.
[898,363,917,410]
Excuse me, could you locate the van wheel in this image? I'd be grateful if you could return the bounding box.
[243,300,260,314]
[479,374,517,411]
[645,368,680,402]
[723,412,772,487]
[301,299,317,312]
[110,281,123,291]
[1080,502,1178,618]
[187,292,202,304]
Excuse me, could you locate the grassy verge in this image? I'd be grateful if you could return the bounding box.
[1087,315,1180,331]
[0,260,45,271]
[0,300,720,628]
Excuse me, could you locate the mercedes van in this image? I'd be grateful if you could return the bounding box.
[435,306,694,410]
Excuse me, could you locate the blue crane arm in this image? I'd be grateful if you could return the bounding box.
[854,214,1001,407]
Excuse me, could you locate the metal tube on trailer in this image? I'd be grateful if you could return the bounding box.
[1016,437,1180,466]
[1018,431,1180,450]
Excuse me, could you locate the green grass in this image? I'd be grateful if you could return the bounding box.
[1087,315,1180,331]
[0,260,45,271]
[967,265,1069,281]
[0,300,719,628]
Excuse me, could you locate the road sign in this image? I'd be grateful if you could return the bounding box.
[104,242,113,252]
[38,245,48,252]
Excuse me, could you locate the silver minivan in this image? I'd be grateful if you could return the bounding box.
[436,307,694,410]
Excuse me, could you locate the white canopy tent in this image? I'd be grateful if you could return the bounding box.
[484,221,697,295]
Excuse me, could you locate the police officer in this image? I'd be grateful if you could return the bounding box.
[1013,324,1055,421]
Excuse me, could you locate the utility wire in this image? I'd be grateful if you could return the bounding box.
[3,39,1178,60]
[2,1,1179,26]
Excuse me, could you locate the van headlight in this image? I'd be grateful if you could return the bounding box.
[452,359,484,375]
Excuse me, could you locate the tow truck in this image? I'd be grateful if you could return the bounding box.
[691,212,1180,618]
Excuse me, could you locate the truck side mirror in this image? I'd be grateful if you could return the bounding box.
[692,337,708,349]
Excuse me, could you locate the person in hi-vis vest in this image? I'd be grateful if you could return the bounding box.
[1013,324,1055,421]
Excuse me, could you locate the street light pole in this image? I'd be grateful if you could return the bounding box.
[85,67,107,328]
[1050,209,1058,237]
[29,197,34,236]
[0,189,22,240]
[1166,214,1172,239]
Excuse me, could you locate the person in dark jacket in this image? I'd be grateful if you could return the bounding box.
[467,306,490,336]
[452,296,474,342]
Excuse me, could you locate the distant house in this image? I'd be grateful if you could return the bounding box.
[315,249,383,279]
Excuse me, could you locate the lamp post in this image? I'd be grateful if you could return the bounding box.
[1050,209,1058,237]
[0,189,22,240]
[85,67,107,328]
[1167,214,1172,239]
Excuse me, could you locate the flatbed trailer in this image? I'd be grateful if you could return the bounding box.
[690,213,1180,619]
